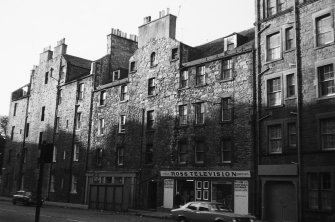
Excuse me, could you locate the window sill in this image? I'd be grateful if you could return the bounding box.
[264,57,283,65]
[150,64,158,69]
[119,100,128,104]
[194,84,208,88]
[98,104,106,108]
[285,96,296,101]
[218,78,234,83]
[314,42,335,50]
[129,70,137,74]
[96,134,104,138]
[178,86,190,90]
[266,104,284,110]
[218,162,232,166]
[284,48,296,54]
[118,132,125,135]
[147,94,157,98]
[317,95,335,101]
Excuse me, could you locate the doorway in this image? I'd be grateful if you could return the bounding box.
[147,181,157,209]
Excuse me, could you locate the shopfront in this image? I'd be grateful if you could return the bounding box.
[161,170,251,215]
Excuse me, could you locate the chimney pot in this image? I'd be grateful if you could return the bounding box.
[162,10,165,17]
[167,8,170,14]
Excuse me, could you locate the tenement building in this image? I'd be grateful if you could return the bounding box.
[256,0,335,221]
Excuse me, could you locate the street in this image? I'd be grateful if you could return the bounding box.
[0,201,171,222]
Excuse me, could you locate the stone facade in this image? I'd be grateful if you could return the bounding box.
[256,0,335,221]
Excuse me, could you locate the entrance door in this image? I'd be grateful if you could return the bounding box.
[264,181,297,222]
[176,180,195,205]
[148,181,157,209]
[195,180,210,201]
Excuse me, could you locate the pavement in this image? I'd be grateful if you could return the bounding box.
[0,196,172,220]
[0,196,262,221]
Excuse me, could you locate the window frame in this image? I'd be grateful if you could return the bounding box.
[75,112,82,130]
[318,115,335,151]
[50,175,55,192]
[78,83,84,100]
[221,97,233,122]
[194,102,205,125]
[264,73,283,107]
[312,9,335,48]
[120,85,128,101]
[117,146,124,166]
[58,90,62,105]
[55,117,60,133]
[119,115,126,133]
[150,52,157,67]
[221,59,233,80]
[99,90,106,106]
[307,172,333,211]
[221,138,232,164]
[180,70,189,88]
[265,0,288,18]
[147,110,155,130]
[96,148,103,166]
[196,65,206,86]
[179,104,188,126]
[266,31,282,62]
[195,141,206,164]
[315,58,335,99]
[284,26,295,51]
[267,123,283,154]
[52,145,57,163]
[13,103,17,116]
[71,176,77,194]
[112,70,120,81]
[145,144,153,164]
[171,48,179,60]
[178,141,188,164]
[73,143,79,162]
[98,118,105,136]
[45,72,49,84]
[148,78,156,96]
[130,61,136,73]
[41,106,45,121]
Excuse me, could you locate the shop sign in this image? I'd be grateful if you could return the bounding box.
[234,180,249,215]
[160,170,250,178]
[164,179,174,189]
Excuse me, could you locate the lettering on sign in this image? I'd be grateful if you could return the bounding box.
[160,171,251,178]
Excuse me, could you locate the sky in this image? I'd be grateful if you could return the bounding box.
[0,0,255,116]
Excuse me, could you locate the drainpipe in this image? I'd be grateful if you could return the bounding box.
[293,1,302,221]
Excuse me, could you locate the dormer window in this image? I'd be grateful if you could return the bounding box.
[150,52,156,67]
[113,70,120,81]
[224,35,237,51]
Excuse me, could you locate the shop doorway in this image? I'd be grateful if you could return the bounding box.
[176,180,195,206]
[147,181,157,209]
[212,181,233,210]
[264,181,297,222]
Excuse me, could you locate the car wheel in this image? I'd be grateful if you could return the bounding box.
[178,217,187,222]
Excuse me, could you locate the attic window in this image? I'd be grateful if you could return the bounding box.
[225,35,236,51]
[171,48,178,60]
[113,70,120,81]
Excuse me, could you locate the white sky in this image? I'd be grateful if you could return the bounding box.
[0,0,255,116]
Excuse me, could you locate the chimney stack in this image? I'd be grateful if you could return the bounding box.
[53,38,67,58]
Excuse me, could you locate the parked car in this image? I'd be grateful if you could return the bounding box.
[170,201,255,222]
[12,190,43,206]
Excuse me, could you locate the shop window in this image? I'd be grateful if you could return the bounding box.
[99,90,106,106]
[318,64,335,97]
[308,172,332,210]
[179,105,188,126]
[195,141,205,164]
[120,85,128,101]
[268,124,282,154]
[221,98,233,122]
[147,110,154,130]
[196,66,206,86]
[96,148,103,166]
[320,117,335,150]
[267,77,282,106]
[315,13,334,47]
[222,59,232,80]
[194,102,205,125]
[180,70,189,88]
[212,181,233,210]
[178,141,188,164]
[221,139,232,163]
[266,32,281,61]
[117,146,124,166]
[145,144,153,164]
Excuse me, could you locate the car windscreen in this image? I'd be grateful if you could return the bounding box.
[208,203,232,212]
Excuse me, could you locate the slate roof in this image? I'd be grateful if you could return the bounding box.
[63,54,92,70]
